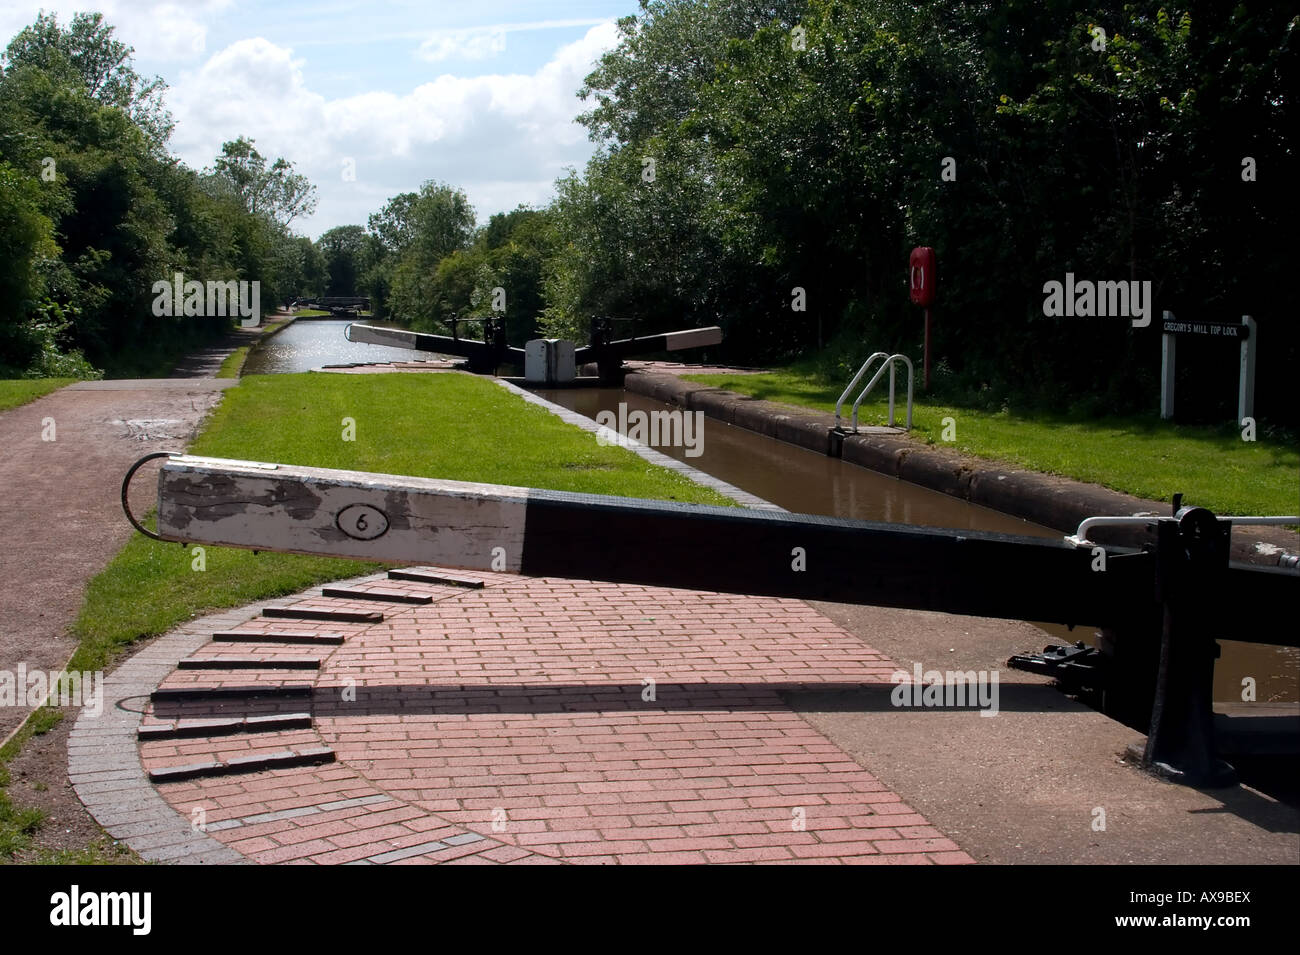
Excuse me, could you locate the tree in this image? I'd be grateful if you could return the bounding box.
[579,0,807,145]
[542,0,806,354]
[0,11,323,377]
[416,206,556,341]
[385,181,476,327]
[0,162,59,372]
[2,11,171,145]
[205,137,317,228]
[367,192,419,258]
[317,225,369,296]
[295,236,327,298]
[544,0,1299,423]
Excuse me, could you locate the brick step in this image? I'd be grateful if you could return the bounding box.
[148,745,335,783]
[178,656,321,671]
[212,631,345,646]
[137,712,313,741]
[263,607,383,623]
[320,586,432,605]
[151,684,313,702]
[388,569,485,589]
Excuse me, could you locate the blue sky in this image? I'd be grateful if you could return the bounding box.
[0,1,642,237]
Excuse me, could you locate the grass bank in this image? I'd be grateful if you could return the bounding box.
[215,346,250,378]
[682,369,1299,517]
[3,371,731,861]
[0,379,75,413]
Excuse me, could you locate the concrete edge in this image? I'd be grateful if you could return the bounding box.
[495,377,783,512]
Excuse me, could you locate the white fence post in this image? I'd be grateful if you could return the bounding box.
[1160,311,1177,420]
[1238,315,1256,424]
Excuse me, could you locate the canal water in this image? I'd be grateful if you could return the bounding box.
[536,386,1299,705]
[231,317,1295,704]
[241,318,429,374]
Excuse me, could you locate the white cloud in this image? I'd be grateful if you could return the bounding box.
[167,21,622,236]
[417,29,507,63]
[0,1,231,62]
[168,37,326,162]
[131,2,219,59]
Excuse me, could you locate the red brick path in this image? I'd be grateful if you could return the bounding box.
[142,571,974,864]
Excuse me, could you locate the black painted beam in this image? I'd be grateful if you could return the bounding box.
[346,323,523,366]
[574,326,723,364]
[149,456,1177,629]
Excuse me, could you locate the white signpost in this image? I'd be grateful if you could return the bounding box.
[1159,312,1256,422]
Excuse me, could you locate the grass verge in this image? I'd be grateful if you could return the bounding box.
[0,379,75,413]
[215,346,249,379]
[681,369,1300,517]
[0,710,58,858]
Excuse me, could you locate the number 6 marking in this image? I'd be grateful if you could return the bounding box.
[336,503,389,541]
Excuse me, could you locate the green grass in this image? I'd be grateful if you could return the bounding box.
[0,378,75,412]
[215,346,250,378]
[4,370,735,863]
[682,370,1300,517]
[188,373,735,500]
[69,372,732,676]
[0,781,44,858]
[0,709,64,860]
[65,525,384,676]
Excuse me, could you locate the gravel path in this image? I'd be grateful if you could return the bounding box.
[0,378,235,740]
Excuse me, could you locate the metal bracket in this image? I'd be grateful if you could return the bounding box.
[1008,642,1107,686]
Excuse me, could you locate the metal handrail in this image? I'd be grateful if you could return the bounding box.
[851,354,914,432]
[834,352,888,429]
[1066,513,1300,547]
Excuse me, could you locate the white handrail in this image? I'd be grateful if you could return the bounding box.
[1066,513,1300,547]
[851,353,913,432]
[834,352,888,429]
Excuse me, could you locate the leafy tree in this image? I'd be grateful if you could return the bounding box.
[367,192,419,258]
[295,236,327,298]
[385,181,476,327]
[0,12,323,377]
[543,0,806,355]
[205,136,317,228]
[419,206,557,341]
[2,11,171,145]
[545,0,1298,423]
[317,225,370,296]
[0,162,59,372]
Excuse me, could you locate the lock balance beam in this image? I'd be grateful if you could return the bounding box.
[146,454,1158,628]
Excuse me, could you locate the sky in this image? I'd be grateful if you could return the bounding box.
[0,1,640,238]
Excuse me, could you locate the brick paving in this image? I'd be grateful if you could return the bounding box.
[74,568,975,865]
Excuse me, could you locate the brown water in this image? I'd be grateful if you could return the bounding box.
[536,386,1298,704]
